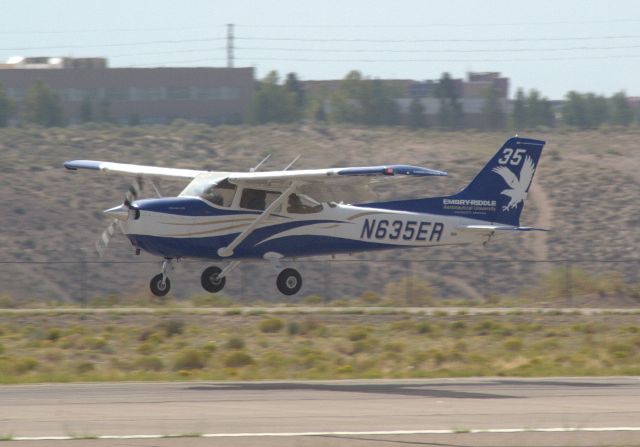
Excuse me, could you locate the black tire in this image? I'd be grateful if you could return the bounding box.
[276,268,302,296]
[150,273,170,297]
[201,266,226,293]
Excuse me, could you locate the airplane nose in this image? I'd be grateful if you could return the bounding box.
[103,204,130,221]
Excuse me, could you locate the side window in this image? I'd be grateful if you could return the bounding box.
[240,188,282,211]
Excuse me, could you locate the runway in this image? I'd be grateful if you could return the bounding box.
[0,377,639,446]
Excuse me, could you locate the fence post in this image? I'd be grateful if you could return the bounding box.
[80,255,87,307]
[324,260,331,303]
[565,260,573,307]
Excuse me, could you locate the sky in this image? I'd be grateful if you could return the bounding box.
[1,0,639,99]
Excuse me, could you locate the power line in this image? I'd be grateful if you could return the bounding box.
[236,44,640,54]
[128,53,640,66]
[237,34,640,43]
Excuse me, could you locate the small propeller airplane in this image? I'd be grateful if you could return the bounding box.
[64,136,547,297]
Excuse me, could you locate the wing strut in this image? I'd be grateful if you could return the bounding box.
[217,183,297,257]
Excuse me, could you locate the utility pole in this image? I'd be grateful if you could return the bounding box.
[227,23,234,68]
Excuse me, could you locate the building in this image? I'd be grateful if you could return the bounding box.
[0,57,255,125]
[398,72,510,126]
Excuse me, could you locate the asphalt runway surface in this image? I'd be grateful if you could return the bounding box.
[1,377,639,446]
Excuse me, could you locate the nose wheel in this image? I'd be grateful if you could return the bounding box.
[277,268,302,296]
[150,273,171,296]
[150,258,173,297]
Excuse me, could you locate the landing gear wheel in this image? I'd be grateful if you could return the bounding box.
[201,266,226,293]
[150,274,171,297]
[277,268,302,296]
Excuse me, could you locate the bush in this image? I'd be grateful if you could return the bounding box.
[504,337,523,351]
[136,356,164,371]
[173,348,207,370]
[158,319,185,337]
[224,352,255,368]
[226,337,245,350]
[348,325,369,341]
[13,357,39,374]
[287,321,301,335]
[75,361,95,374]
[259,318,284,333]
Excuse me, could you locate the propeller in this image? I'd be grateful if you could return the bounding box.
[95,176,144,257]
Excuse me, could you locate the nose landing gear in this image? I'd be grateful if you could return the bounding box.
[149,258,173,297]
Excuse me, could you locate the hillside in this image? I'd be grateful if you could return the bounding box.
[0,123,638,304]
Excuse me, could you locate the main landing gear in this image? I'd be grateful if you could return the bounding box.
[148,259,304,297]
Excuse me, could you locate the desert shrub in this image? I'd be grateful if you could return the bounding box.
[45,328,62,341]
[504,337,523,352]
[348,325,369,341]
[203,342,217,353]
[287,321,301,335]
[136,356,164,371]
[225,336,245,350]
[224,352,255,368]
[259,318,284,333]
[75,361,95,374]
[158,319,185,337]
[13,357,39,374]
[173,348,207,370]
[416,321,433,334]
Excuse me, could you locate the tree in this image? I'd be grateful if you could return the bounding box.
[407,98,427,130]
[330,71,399,126]
[284,72,305,110]
[434,73,463,130]
[80,97,93,123]
[562,91,608,129]
[511,88,527,130]
[24,81,63,127]
[249,71,299,124]
[610,91,633,127]
[0,82,15,127]
[481,85,505,131]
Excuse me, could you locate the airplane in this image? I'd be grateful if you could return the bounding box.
[64,136,547,297]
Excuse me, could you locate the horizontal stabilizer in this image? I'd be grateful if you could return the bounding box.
[458,225,549,232]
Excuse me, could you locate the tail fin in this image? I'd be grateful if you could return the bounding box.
[444,137,545,226]
[369,137,545,227]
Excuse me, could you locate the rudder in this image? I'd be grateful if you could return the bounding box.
[448,137,545,226]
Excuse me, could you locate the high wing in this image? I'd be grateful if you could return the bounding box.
[227,164,447,202]
[65,160,447,202]
[64,160,207,179]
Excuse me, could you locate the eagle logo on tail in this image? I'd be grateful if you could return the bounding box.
[492,156,536,211]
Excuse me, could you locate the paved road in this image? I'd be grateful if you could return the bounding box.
[0,377,639,446]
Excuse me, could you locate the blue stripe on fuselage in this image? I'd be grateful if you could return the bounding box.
[129,233,401,259]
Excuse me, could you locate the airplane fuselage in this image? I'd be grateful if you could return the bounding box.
[124,197,489,260]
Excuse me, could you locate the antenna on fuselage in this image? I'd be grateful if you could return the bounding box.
[250,154,271,172]
[282,154,301,171]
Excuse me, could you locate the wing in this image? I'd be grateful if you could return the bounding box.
[491,165,518,187]
[227,164,447,202]
[517,156,536,191]
[64,160,206,179]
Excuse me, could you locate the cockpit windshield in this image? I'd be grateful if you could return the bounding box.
[180,177,237,207]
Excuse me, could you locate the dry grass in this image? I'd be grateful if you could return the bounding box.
[0,312,639,383]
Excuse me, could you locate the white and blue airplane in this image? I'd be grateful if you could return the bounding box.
[64,136,547,296]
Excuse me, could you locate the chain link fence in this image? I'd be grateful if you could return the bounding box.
[1,254,638,307]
